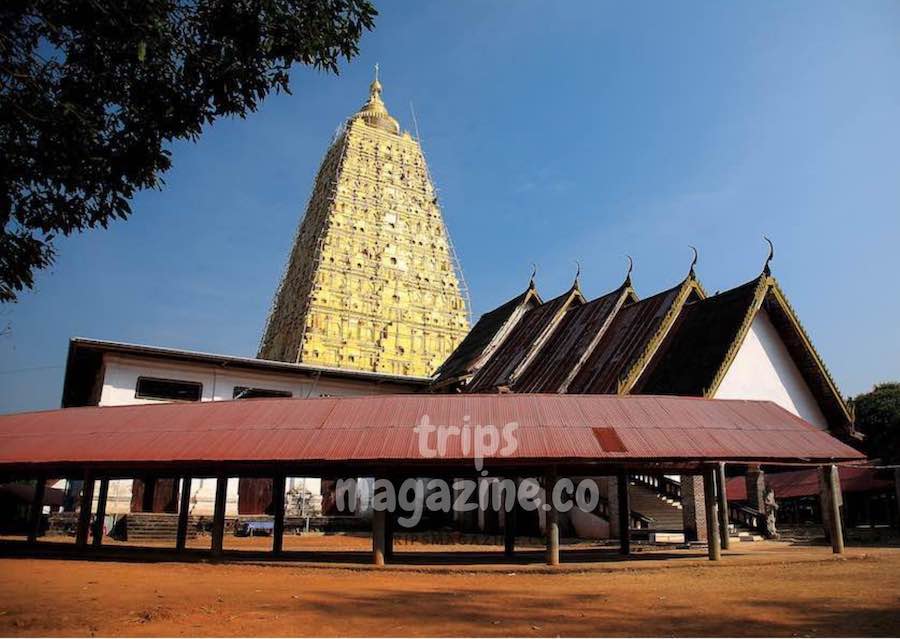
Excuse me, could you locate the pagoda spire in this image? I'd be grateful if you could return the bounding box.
[354,64,399,134]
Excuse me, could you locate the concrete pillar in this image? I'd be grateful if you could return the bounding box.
[617,471,631,555]
[545,469,559,566]
[211,474,228,557]
[272,473,286,554]
[820,465,845,554]
[92,478,109,546]
[75,471,95,548]
[716,463,731,550]
[703,467,721,561]
[681,475,707,542]
[176,476,192,551]
[504,479,517,558]
[745,464,766,513]
[27,475,46,544]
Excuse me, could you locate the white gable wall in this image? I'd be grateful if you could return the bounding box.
[714,309,828,430]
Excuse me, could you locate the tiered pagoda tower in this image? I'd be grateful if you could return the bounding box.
[258,70,470,377]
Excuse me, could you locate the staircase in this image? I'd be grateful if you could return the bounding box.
[114,513,200,542]
[628,483,684,532]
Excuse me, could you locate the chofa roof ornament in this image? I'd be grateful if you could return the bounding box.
[763,236,775,276]
[688,246,699,279]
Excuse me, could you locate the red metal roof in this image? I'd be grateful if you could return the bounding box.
[726,466,891,500]
[0,395,863,470]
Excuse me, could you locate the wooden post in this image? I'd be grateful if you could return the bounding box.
[617,470,631,555]
[176,476,192,551]
[504,479,517,558]
[272,473,286,555]
[27,475,47,544]
[75,471,95,548]
[372,477,386,566]
[211,474,228,557]
[716,462,730,551]
[703,467,721,561]
[545,468,559,566]
[372,511,386,566]
[385,507,395,560]
[821,464,845,554]
[92,478,109,546]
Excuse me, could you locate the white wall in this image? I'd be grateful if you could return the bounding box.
[95,354,417,515]
[714,309,828,430]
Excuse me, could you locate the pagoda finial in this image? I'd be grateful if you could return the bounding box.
[763,236,775,276]
[355,64,399,134]
[624,255,633,286]
[688,246,698,278]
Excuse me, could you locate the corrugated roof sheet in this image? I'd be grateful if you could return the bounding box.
[0,395,864,468]
[513,286,631,393]
[726,466,890,501]
[467,289,579,393]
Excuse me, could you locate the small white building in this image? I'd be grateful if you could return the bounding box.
[60,338,427,517]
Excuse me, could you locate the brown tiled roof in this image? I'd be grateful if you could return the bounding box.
[567,279,701,394]
[467,288,581,393]
[512,285,635,393]
[432,286,538,386]
[635,277,763,396]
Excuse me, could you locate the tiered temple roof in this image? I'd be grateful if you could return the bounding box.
[433,260,853,437]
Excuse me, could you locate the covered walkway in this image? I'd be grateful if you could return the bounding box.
[0,394,864,565]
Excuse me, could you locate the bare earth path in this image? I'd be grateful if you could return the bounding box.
[1,543,898,637]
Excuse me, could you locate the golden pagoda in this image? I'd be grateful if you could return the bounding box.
[258,69,471,377]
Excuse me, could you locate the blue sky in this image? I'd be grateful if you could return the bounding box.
[2,1,898,413]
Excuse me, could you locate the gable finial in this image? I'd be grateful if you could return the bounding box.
[624,255,633,286]
[763,236,774,276]
[529,262,537,289]
[574,260,582,288]
[688,245,698,278]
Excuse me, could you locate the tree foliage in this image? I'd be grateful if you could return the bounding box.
[1,0,376,302]
[850,382,900,464]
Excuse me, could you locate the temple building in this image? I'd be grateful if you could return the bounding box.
[258,69,470,377]
[432,250,860,540]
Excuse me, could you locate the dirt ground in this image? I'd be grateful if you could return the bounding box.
[1,540,898,637]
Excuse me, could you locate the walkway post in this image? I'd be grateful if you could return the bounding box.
[703,466,721,561]
[211,474,227,558]
[504,478,517,558]
[545,468,559,566]
[617,470,631,555]
[92,478,109,546]
[272,473,286,555]
[75,470,95,548]
[821,464,845,554]
[385,507,394,561]
[372,477,386,566]
[176,476,192,551]
[27,474,46,544]
[716,462,730,550]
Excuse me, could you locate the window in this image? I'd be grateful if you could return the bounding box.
[233,386,293,399]
[135,377,202,402]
